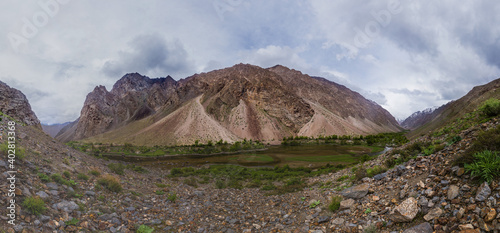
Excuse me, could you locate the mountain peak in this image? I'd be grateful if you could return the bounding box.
[0,81,42,129]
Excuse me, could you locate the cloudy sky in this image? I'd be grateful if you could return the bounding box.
[1,0,499,124]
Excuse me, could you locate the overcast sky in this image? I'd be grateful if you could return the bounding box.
[1,0,499,124]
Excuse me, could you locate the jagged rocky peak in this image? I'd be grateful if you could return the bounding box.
[0,81,41,129]
[111,73,175,97]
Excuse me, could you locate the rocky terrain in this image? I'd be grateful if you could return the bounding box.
[400,107,440,130]
[56,64,401,145]
[1,79,499,233]
[0,81,41,129]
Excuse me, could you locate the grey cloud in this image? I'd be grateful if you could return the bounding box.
[102,34,192,78]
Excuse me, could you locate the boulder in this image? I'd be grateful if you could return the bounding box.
[340,183,369,199]
[389,197,419,222]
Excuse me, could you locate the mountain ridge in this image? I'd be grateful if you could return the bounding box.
[56,64,401,145]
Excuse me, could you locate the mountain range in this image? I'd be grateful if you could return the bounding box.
[55,64,401,145]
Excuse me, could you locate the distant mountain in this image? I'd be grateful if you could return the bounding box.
[400,107,440,130]
[0,81,41,129]
[57,64,401,145]
[407,78,500,138]
[42,122,72,138]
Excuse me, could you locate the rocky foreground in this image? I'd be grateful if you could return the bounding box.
[1,116,499,232]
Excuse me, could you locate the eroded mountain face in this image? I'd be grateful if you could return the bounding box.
[0,81,41,129]
[57,64,401,145]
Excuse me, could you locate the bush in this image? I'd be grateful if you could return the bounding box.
[328,196,342,212]
[167,192,177,202]
[77,173,89,181]
[22,196,46,215]
[108,163,126,175]
[137,224,154,233]
[355,167,367,181]
[366,165,387,177]
[479,98,500,117]
[97,175,123,192]
[464,150,500,183]
[38,173,50,182]
[456,125,500,165]
[63,171,71,178]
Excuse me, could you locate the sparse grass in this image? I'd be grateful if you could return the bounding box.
[97,174,123,193]
[22,196,46,216]
[38,173,50,182]
[65,218,79,226]
[455,125,500,166]
[154,190,165,195]
[51,173,77,186]
[328,196,342,212]
[137,224,154,233]
[108,163,126,175]
[183,177,198,187]
[167,192,177,202]
[309,200,321,208]
[77,173,89,181]
[154,183,167,188]
[366,165,387,177]
[89,169,101,176]
[63,171,71,178]
[363,224,377,233]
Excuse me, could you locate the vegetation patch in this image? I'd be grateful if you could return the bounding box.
[22,196,46,216]
[328,196,343,212]
[137,224,154,233]
[97,174,123,193]
[464,150,500,183]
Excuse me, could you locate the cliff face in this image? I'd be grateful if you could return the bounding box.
[0,81,41,129]
[57,64,401,145]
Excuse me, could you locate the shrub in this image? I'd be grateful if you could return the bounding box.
[464,150,500,183]
[456,125,500,165]
[63,171,71,178]
[97,175,123,192]
[309,200,321,208]
[77,173,89,181]
[22,196,46,215]
[38,173,50,182]
[479,98,500,117]
[154,190,165,195]
[108,163,125,175]
[167,192,177,202]
[137,224,154,233]
[355,167,367,181]
[366,165,387,177]
[328,196,342,212]
[89,169,101,176]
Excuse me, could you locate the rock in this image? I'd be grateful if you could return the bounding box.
[389,197,419,222]
[459,224,474,230]
[317,216,330,223]
[52,200,79,213]
[448,185,460,200]
[485,208,496,222]
[456,167,465,176]
[46,182,59,190]
[339,199,355,209]
[373,173,387,181]
[403,222,433,233]
[424,207,444,221]
[85,191,95,196]
[340,184,369,199]
[476,182,491,202]
[36,191,49,200]
[332,218,345,225]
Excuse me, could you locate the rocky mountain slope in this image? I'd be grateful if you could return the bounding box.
[0,81,41,129]
[400,107,440,130]
[1,80,499,233]
[56,64,401,145]
[407,78,500,139]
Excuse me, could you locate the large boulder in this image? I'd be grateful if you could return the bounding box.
[340,183,369,199]
[389,197,419,222]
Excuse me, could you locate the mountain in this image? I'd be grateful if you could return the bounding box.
[57,64,401,145]
[400,107,440,130]
[407,78,500,138]
[0,81,41,129]
[42,122,72,138]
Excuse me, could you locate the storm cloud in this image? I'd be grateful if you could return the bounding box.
[0,0,499,124]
